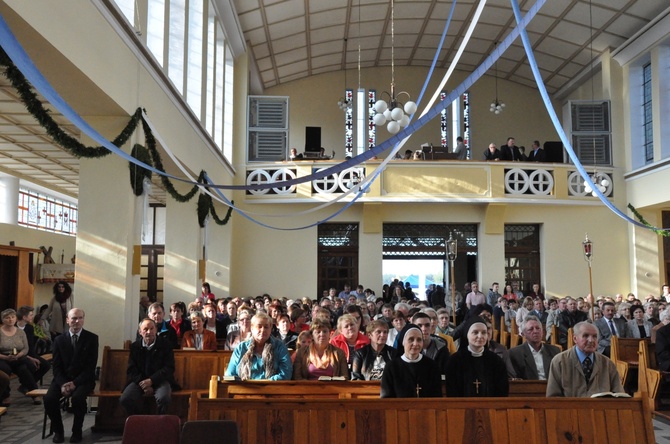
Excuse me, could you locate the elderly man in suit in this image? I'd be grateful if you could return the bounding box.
[594,301,630,357]
[509,315,560,380]
[44,308,98,444]
[546,321,624,397]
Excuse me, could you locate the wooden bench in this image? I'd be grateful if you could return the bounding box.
[189,396,654,443]
[611,336,646,389]
[205,378,548,402]
[93,346,232,431]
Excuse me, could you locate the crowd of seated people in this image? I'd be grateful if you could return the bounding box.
[5,280,670,415]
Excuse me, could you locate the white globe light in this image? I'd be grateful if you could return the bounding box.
[399,115,410,128]
[501,103,506,108]
[373,113,387,126]
[584,185,592,194]
[600,179,610,187]
[490,102,496,108]
[494,109,500,115]
[490,106,495,112]
[591,191,598,197]
[383,109,393,120]
[391,107,404,121]
[387,121,400,134]
[598,184,606,193]
[374,100,388,113]
[404,101,417,115]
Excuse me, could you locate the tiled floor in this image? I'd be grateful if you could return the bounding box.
[3,374,670,443]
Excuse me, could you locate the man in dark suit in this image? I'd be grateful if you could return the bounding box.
[44,308,98,443]
[121,318,176,416]
[526,140,546,162]
[509,315,560,380]
[594,301,630,357]
[500,137,523,161]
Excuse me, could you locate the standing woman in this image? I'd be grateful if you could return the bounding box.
[201,282,216,303]
[380,325,442,397]
[293,319,348,380]
[445,317,509,397]
[44,281,74,340]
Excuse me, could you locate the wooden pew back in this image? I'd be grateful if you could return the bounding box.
[190,397,654,443]
[611,337,646,386]
[208,379,548,400]
[638,340,662,412]
[94,347,232,431]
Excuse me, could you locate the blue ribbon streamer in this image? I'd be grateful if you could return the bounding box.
[509,0,668,233]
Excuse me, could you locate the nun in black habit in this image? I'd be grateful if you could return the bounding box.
[380,324,442,398]
[444,316,509,397]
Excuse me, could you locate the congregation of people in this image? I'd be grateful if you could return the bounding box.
[3,279,670,442]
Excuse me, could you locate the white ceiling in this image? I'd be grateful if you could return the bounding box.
[0,0,667,202]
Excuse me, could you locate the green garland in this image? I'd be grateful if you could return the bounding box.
[129,144,153,196]
[0,47,140,158]
[628,204,670,237]
[0,46,233,226]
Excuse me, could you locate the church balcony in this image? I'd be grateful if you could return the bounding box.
[242,160,616,205]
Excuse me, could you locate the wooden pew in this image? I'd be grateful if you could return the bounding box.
[509,318,521,348]
[638,339,661,412]
[189,396,654,443]
[93,347,232,431]
[206,378,548,402]
[611,336,646,388]
[499,318,510,349]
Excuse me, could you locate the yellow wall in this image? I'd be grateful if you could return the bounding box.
[266,66,562,159]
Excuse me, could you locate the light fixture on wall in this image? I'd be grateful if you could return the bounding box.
[582,233,594,319]
[489,42,505,114]
[372,0,417,134]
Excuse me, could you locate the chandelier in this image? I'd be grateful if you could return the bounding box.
[372,0,416,134]
[337,39,352,112]
[489,42,505,114]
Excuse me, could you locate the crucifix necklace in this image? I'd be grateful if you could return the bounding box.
[473,379,481,395]
[416,383,421,397]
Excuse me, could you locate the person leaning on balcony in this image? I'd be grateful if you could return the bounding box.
[483,143,501,161]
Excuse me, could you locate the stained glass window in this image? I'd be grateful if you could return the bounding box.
[17,188,77,236]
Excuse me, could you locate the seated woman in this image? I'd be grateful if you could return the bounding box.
[352,320,396,380]
[293,319,348,380]
[330,314,370,368]
[225,308,253,350]
[388,310,406,347]
[292,330,312,363]
[181,311,217,351]
[273,313,298,350]
[628,304,653,338]
[225,312,292,380]
[0,309,43,403]
[169,302,191,345]
[203,303,227,341]
[290,308,309,333]
[380,325,442,397]
[444,316,509,397]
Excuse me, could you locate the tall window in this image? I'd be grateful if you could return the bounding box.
[642,62,653,164]
[17,188,77,236]
[111,0,233,161]
[504,224,541,295]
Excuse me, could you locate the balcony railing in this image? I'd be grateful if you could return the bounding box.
[243,160,615,202]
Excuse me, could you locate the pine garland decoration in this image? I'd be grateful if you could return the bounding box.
[628,204,670,237]
[1,46,233,226]
[0,47,140,158]
[129,144,153,196]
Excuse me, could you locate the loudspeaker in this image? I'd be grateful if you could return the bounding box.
[543,141,564,163]
[305,127,321,152]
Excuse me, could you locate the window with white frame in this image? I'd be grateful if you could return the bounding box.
[248,96,289,162]
[642,62,653,164]
[111,0,233,162]
[17,188,77,236]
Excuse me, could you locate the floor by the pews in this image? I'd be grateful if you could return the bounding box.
[2,373,670,444]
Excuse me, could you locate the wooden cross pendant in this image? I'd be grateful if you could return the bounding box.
[416,384,421,397]
[473,379,481,395]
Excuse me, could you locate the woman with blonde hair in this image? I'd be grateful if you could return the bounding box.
[515,296,534,328]
[293,319,348,380]
[330,314,370,366]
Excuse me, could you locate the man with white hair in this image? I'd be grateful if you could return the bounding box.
[546,321,624,397]
[509,315,559,380]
